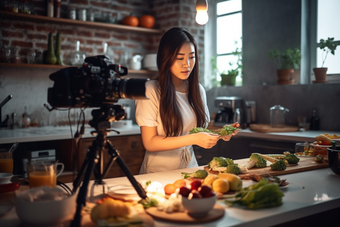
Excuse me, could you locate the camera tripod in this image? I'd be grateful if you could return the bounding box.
[70,105,147,227]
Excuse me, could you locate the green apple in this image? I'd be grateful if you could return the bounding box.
[218,173,243,191]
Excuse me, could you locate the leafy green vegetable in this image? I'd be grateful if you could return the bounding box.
[181,169,208,179]
[218,125,238,136]
[270,159,286,171]
[226,164,241,175]
[225,178,284,209]
[138,197,159,209]
[246,153,267,169]
[225,158,234,165]
[285,153,300,164]
[189,127,217,134]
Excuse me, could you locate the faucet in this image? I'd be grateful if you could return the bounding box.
[0,95,13,128]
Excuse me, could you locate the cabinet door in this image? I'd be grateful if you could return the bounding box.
[218,137,249,160]
[247,138,296,155]
[193,145,219,166]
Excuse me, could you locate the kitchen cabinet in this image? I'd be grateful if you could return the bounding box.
[2,12,163,34]
[77,134,145,180]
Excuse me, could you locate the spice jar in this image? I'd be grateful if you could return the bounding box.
[68,8,76,20]
[54,0,60,18]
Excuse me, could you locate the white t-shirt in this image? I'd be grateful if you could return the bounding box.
[135,80,210,174]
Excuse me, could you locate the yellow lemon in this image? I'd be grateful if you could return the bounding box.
[212,178,229,194]
[218,173,243,191]
[202,174,218,186]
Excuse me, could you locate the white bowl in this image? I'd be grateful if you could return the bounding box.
[0,173,13,185]
[181,194,217,217]
[15,187,77,226]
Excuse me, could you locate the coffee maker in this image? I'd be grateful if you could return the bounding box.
[214,96,245,127]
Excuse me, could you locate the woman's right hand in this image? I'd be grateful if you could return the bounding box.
[194,132,220,149]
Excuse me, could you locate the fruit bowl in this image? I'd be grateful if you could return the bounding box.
[181,194,217,217]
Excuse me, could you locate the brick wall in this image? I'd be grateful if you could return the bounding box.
[0,0,206,126]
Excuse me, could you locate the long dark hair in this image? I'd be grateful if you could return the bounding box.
[156,27,208,137]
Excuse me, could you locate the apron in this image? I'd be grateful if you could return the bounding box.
[139,145,198,174]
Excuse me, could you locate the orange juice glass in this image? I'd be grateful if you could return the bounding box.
[0,151,13,173]
[26,161,64,188]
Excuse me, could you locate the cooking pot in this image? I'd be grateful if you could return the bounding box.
[327,146,340,175]
[270,105,289,128]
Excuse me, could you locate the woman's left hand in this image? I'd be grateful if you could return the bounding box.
[220,122,240,141]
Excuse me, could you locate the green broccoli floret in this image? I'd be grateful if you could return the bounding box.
[207,157,228,169]
[270,159,287,171]
[245,153,267,169]
[138,197,159,209]
[285,154,300,164]
[181,169,208,179]
[189,127,217,134]
[225,158,234,165]
[226,164,241,175]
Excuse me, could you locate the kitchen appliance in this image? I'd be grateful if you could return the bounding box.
[270,105,289,128]
[22,149,56,178]
[214,96,245,127]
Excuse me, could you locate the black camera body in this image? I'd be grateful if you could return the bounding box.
[48,55,147,108]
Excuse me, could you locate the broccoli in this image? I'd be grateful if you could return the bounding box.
[226,164,241,175]
[270,159,287,171]
[285,153,300,164]
[207,157,228,169]
[225,158,234,165]
[189,127,217,134]
[181,169,208,179]
[138,197,159,209]
[245,153,267,169]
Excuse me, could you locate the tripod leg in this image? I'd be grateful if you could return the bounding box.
[106,141,147,200]
[72,148,89,194]
[70,142,98,227]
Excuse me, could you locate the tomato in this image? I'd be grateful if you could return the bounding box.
[0,183,20,193]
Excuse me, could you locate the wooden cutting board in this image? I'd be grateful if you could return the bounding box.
[204,156,329,178]
[250,124,299,132]
[146,203,225,224]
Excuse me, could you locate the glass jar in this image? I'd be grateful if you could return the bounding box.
[270,105,289,128]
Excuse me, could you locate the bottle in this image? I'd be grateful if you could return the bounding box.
[22,106,31,128]
[46,32,56,64]
[47,0,54,17]
[54,0,60,18]
[55,32,62,65]
[310,109,320,130]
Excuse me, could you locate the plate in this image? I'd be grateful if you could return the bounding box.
[279,182,289,189]
[107,185,140,201]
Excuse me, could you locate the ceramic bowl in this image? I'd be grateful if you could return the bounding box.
[181,194,217,217]
[0,173,13,185]
[327,146,340,175]
[15,187,77,226]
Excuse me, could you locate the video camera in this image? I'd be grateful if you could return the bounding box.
[48,55,148,108]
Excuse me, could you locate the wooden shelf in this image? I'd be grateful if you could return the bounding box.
[0,63,158,76]
[1,11,164,34]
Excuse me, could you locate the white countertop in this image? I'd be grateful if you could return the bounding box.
[1,124,340,145]
[0,159,339,227]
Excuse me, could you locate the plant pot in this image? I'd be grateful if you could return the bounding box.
[277,69,294,81]
[313,67,328,82]
[221,74,237,86]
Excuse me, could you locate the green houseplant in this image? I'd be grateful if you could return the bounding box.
[268,47,301,84]
[313,37,338,82]
[211,47,242,86]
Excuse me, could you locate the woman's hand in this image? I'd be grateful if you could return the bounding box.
[194,132,220,149]
[220,122,240,141]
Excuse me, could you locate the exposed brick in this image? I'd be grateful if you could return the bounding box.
[66,37,85,44]
[36,26,56,33]
[61,44,73,50]
[2,30,24,39]
[112,34,128,41]
[77,31,92,38]
[11,41,33,48]
[70,0,88,5]
[124,43,139,49]
[27,33,47,40]
[106,41,122,47]
[12,23,34,31]
[130,35,145,42]
[56,29,76,35]
[90,1,111,8]
[94,32,110,39]
[191,29,197,35]
[1,21,12,28]
[86,40,103,45]
[35,43,48,49]
[3,40,10,46]
[80,47,94,54]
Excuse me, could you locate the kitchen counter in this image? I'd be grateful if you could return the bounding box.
[1,124,339,145]
[0,160,339,227]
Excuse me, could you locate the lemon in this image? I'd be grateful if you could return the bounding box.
[212,178,229,193]
[218,173,243,191]
[202,174,218,186]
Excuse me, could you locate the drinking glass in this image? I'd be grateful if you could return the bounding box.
[0,151,13,173]
[27,49,36,64]
[4,47,11,63]
[26,161,64,188]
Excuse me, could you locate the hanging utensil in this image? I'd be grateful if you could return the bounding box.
[9,142,19,153]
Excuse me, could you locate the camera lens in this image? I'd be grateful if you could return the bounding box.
[113,78,149,100]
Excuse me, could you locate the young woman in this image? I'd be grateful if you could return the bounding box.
[135,27,239,174]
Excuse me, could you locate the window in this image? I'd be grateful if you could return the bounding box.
[215,0,242,86]
[316,0,340,75]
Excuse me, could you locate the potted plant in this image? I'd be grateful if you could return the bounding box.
[268,47,301,84]
[211,47,242,86]
[313,37,338,82]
